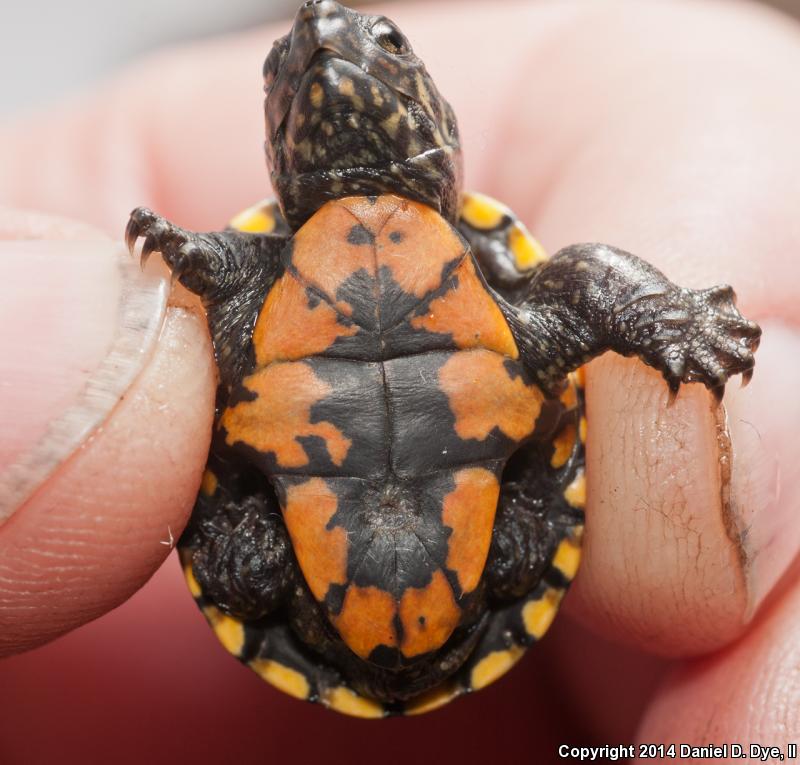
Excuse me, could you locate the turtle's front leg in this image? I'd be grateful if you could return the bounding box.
[503,243,761,399]
[125,207,285,301]
[125,207,287,391]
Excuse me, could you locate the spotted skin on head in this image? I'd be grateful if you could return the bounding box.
[264,2,461,229]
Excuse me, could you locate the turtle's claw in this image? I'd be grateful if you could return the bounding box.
[124,215,140,254]
[140,234,159,269]
[703,284,735,307]
[169,246,192,286]
[123,207,197,276]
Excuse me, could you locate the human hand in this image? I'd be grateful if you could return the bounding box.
[1,1,798,762]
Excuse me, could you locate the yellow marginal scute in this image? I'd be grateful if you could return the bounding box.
[250,659,311,700]
[564,470,586,509]
[229,200,277,234]
[552,537,582,581]
[205,606,245,657]
[200,469,218,497]
[508,222,547,271]
[550,423,577,469]
[184,564,202,598]
[461,192,507,230]
[559,382,578,409]
[323,686,385,719]
[522,588,564,639]
[470,645,525,691]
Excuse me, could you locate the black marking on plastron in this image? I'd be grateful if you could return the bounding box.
[287,255,380,337]
[380,318,456,360]
[383,352,521,476]
[323,582,347,617]
[333,268,381,335]
[379,262,475,357]
[294,435,340,475]
[376,263,427,332]
[501,357,535,384]
[324,474,451,596]
[304,357,389,477]
[369,644,402,670]
[347,223,376,246]
[224,382,259,408]
[328,614,487,703]
[214,418,305,483]
[392,605,406,643]
[528,397,565,443]
[378,246,467,336]
[305,288,322,310]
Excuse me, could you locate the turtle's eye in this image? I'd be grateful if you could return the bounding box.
[371,19,411,55]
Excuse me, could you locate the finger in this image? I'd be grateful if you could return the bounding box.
[484,1,800,654]
[637,572,800,751]
[0,30,283,231]
[0,210,215,655]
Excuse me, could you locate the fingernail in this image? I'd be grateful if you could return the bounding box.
[724,320,800,619]
[0,240,167,524]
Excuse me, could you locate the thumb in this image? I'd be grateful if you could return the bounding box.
[0,208,215,655]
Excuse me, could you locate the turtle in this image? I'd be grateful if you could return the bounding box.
[125,0,761,717]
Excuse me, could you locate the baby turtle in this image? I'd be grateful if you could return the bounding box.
[126,0,760,717]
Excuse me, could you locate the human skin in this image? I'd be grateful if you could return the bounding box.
[0,0,799,758]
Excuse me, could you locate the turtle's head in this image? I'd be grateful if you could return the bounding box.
[264,0,462,229]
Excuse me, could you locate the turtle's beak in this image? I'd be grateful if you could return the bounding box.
[265,0,350,143]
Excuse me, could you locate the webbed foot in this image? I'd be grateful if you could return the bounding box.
[630,284,761,400]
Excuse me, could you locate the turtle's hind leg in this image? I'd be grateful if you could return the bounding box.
[181,451,293,621]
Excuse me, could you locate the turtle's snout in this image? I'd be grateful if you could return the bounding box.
[298,0,340,19]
